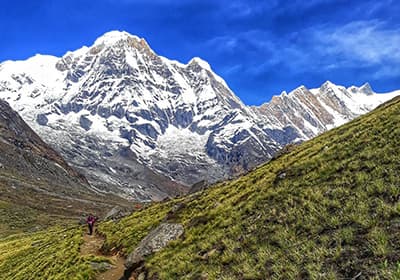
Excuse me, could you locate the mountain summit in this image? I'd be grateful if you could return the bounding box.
[0,30,398,200]
[93,30,141,45]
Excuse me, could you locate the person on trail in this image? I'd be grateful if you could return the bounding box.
[87,214,97,235]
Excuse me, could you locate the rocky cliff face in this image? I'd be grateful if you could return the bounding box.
[0,30,398,200]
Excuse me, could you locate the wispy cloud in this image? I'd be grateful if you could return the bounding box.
[314,20,400,65]
[204,17,400,83]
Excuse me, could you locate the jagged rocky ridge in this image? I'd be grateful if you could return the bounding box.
[0,31,398,200]
[253,81,399,145]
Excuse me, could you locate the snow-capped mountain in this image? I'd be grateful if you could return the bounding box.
[254,81,399,145]
[0,30,398,200]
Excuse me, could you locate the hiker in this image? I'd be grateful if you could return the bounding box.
[87,214,97,235]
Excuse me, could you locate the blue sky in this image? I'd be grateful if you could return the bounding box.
[1,0,399,105]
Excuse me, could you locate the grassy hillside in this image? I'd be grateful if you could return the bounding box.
[1,96,400,279]
[98,96,400,279]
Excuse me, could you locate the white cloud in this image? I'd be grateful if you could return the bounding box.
[314,20,400,65]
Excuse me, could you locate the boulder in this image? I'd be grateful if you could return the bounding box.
[125,223,184,269]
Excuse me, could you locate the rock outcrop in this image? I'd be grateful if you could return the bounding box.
[125,223,184,272]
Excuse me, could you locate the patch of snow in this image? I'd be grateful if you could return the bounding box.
[151,125,209,159]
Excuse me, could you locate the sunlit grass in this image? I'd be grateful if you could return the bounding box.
[0,227,106,280]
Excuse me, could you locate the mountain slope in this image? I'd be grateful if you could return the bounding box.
[0,31,398,200]
[0,99,87,185]
[0,99,131,236]
[2,95,399,279]
[95,95,400,279]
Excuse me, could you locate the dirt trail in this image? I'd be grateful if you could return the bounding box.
[81,233,104,255]
[81,233,126,280]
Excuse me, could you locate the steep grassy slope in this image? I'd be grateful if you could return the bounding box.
[1,96,400,279]
[98,96,400,279]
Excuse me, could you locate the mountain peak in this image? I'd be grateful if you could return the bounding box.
[188,57,212,71]
[91,30,155,57]
[320,80,340,93]
[93,30,141,46]
[359,82,374,95]
[321,80,335,88]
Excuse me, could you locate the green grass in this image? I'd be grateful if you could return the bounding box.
[0,226,108,280]
[96,96,400,279]
[2,96,400,279]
